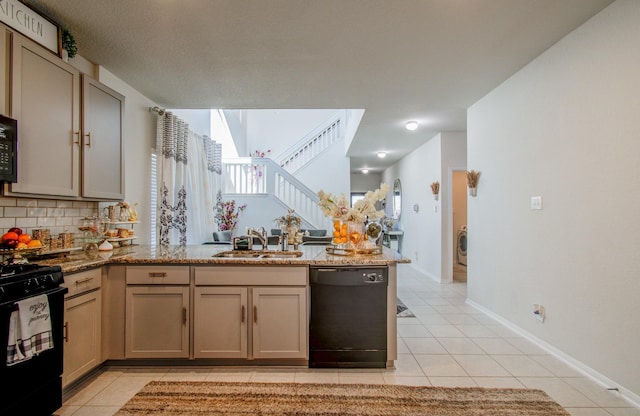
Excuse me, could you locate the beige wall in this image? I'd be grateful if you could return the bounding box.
[96,66,157,244]
[468,0,640,400]
[382,131,466,282]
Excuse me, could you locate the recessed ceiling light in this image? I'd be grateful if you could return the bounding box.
[405,121,418,131]
[377,151,386,158]
[361,168,369,174]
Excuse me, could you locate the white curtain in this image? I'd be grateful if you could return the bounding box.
[156,112,222,246]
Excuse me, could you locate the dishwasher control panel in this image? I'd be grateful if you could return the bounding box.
[362,272,385,283]
[310,267,388,286]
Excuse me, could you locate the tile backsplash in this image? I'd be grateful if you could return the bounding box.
[0,196,99,237]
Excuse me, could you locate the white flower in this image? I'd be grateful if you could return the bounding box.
[317,183,389,222]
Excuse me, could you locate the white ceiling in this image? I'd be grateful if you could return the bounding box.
[25,0,613,172]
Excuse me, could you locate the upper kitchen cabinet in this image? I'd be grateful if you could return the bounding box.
[8,33,81,197]
[5,31,125,200]
[81,76,124,200]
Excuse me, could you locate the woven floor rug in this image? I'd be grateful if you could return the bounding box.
[115,381,570,415]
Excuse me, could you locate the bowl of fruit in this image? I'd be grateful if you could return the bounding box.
[0,227,43,254]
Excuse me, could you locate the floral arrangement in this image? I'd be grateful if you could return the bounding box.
[466,170,481,188]
[274,209,302,228]
[214,191,246,231]
[430,181,440,195]
[250,149,271,179]
[250,149,271,158]
[318,183,390,223]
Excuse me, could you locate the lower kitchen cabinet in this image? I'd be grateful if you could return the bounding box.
[62,269,102,387]
[125,285,190,358]
[193,266,308,360]
[194,287,248,358]
[251,287,307,359]
[125,266,190,358]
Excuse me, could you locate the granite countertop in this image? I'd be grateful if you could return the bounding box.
[32,244,411,274]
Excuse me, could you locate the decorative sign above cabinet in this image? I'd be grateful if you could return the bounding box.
[0,0,59,54]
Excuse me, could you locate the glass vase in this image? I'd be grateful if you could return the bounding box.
[332,219,348,247]
[347,221,365,250]
[365,221,383,246]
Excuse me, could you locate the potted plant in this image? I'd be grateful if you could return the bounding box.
[61,27,77,61]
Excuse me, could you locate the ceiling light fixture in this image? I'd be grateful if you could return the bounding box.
[405,121,418,131]
[377,151,386,158]
[361,168,369,174]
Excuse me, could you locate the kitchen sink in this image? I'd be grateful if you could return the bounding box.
[212,250,303,259]
[259,251,303,258]
[212,251,261,258]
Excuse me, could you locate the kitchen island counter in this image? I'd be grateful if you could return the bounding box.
[35,244,410,274]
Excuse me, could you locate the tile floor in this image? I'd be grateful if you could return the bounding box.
[55,264,640,416]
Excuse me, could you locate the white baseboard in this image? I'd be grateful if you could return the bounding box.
[406,263,440,283]
[466,299,640,408]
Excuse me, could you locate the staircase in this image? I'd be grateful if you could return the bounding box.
[276,111,344,174]
[221,111,351,230]
[223,158,327,229]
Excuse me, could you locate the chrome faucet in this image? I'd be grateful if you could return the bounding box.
[247,227,267,250]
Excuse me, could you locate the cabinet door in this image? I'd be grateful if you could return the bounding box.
[125,285,189,358]
[9,34,80,197]
[81,75,124,199]
[252,287,307,359]
[194,287,247,358]
[63,289,102,387]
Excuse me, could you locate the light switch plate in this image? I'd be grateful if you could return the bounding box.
[531,196,543,210]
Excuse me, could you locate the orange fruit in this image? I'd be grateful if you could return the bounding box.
[2,231,19,241]
[27,240,42,248]
[18,234,31,244]
[16,242,28,250]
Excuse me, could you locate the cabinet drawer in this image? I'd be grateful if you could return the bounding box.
[194,266,307,286]
[63,268,101,298]
[126,266,190,285]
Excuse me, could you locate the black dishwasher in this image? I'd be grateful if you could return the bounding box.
[309,266,388,368]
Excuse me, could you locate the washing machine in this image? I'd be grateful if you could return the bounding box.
[456,225,467,266]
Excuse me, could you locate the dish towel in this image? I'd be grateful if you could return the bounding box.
[6,294,54,366]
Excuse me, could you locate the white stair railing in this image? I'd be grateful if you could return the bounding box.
[276,111,344,173]
[223,158,327,229]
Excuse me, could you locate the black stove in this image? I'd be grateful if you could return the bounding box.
[0,261,67,416]
[0,263,64,304]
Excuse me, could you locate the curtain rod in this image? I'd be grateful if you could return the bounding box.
[149,106,166,116]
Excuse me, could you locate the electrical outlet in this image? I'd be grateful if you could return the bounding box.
[415,251,419,261]
[530,196,543,210]
[533,304,545,322]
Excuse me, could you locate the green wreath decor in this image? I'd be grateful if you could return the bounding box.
[61,27,77,59]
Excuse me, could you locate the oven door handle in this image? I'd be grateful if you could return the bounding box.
[0,286,69,309]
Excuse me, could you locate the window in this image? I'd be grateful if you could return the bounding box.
[350,193,365,207]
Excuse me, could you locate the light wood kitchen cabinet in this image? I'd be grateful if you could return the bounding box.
[9,33,80,197]
[62,269,102,387]
[125,266,190,358]
[193,266,308,360]
[251,287,307,359]
[81,75,124,199]
[6,31,124,200]
[194,286,248,358]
